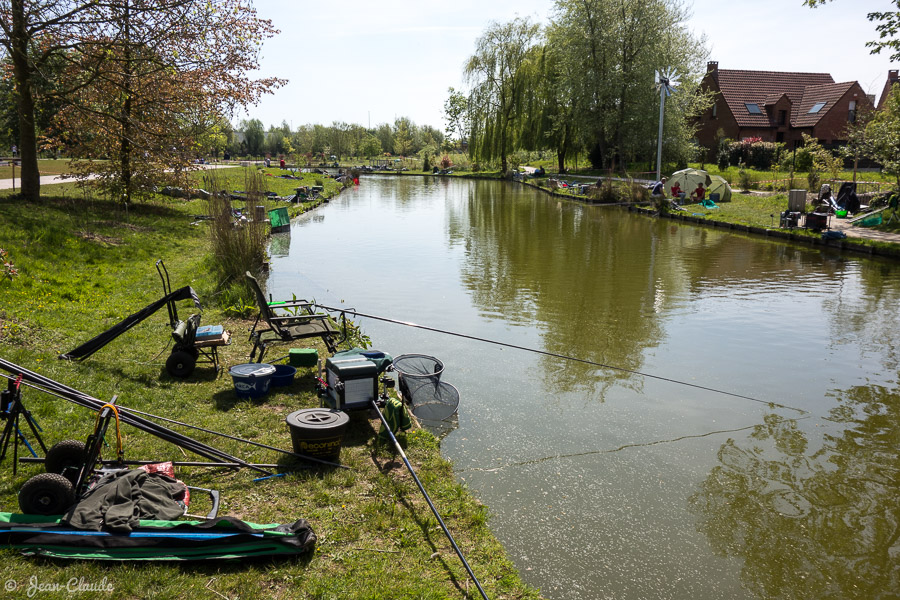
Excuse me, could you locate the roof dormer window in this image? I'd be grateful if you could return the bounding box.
[808,101,826,114]
[745,103,762,115]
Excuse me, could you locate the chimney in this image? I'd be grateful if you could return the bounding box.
[707,61,719,75]
[890,69,899,82]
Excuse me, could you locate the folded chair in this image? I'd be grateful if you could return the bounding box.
[246,272,342,362]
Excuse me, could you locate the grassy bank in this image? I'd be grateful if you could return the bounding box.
[0,188,540,599]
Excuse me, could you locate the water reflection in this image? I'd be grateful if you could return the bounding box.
[690,384,900,599]
[450,183,669,397]
[272,176,900,600]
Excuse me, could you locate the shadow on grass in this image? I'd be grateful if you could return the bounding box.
[369,445,471,599]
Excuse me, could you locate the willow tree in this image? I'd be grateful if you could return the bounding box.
[43,0,283,203]
[464,17,541,174]
[550,0,709,171]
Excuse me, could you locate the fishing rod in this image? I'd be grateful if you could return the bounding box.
[370,398,490,600]
[8,374,348,470]
[19,458,292,469]
[318,305,805,415]
[118,404,351,470]
[0,363,272,476]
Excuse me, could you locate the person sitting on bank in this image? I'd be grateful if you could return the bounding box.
[650,177,667,197]
[670,181,683,200]
[691,183,706,203]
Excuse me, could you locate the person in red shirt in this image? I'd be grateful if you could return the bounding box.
[279,157,285,169]
[670,181,682,199]
[691,183,706,203]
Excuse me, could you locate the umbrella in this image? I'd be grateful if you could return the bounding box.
[707,175,732,202]
[666,168,712,198]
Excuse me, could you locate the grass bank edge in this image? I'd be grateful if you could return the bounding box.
[0,192,543,600]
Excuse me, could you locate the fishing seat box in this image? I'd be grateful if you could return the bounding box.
[324,356,378,411]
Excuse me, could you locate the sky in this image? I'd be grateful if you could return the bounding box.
[238,0,899,131]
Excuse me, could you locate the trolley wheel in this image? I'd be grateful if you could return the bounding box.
[18,472,75,515]
[166,350,196,378]
[44,439,86,482]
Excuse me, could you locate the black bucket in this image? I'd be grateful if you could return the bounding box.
[285,408,350,461]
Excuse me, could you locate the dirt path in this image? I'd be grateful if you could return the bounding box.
[828,211,900,243]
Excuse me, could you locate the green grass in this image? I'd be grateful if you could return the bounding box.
[0,191,541,599]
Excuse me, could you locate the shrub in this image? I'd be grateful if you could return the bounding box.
[440,155,452,169]
[720,138,784,170]
[203,169,269,305]
[738,162,752,191]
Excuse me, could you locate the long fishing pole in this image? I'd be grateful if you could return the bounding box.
[370,399,490,600]
[118,404,350,470]
[0,365,273,476]
[320,305,805,414]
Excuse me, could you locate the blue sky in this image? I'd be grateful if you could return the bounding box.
[239,0,898,131]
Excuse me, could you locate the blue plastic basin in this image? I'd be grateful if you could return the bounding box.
[229,363,276,399]
[271,364,297,387]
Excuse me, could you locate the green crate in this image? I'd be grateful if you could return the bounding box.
[289,348,318,368]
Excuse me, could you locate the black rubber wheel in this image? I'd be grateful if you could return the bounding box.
[166,350,196,378]
[44,439,86,482]
[18,472,75,515]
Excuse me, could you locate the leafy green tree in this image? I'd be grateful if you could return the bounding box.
[242,118,265,156]
[392,117,414,156]
[865,83,900,185]
[358,133,381,158]
[465,17,542,173]
[374,122,393,155]
[443,86,469,148]
[804,0,900,61]
[548,0,710,171]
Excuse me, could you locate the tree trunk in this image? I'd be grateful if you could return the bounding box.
[120,1,133,203]
[10,0,39,200]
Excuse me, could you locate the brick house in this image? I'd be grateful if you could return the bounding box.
[877,69,899,110]
[695,61,876,158]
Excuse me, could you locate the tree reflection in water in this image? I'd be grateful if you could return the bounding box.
[690,385,899,599]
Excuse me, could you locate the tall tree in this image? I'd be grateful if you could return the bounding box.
[549,0,709,171]
[465,17,541,173]
[804,1,900,61]
[7,0,283,202]
[241,118,265,156]
[0,1,107,200]
[865,83,900,185]
[443,86,469,148]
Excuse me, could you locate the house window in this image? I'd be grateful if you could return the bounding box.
[778,110,787,126]
[808,101,826,114]
[745,103,762,115]
[848,100,857,124]
[712,102,717,118]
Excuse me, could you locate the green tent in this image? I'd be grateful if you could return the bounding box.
[665,168,711,199]
[707,175,732,202]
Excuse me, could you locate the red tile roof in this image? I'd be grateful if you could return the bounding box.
[792,82,856,127]
[714,69,834,127]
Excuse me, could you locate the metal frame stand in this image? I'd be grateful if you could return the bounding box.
[0,375,48,474]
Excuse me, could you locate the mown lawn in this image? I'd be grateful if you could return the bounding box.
[0,184,541,600]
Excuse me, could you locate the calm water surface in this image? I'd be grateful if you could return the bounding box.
[268,176,900,600]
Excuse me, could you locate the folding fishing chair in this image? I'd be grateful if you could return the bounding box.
[245,272,344,363]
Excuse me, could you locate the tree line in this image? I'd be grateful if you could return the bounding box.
[461,0,712,175]
[230,117,449,162]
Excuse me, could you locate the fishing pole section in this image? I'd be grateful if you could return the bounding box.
[314,303,805,415]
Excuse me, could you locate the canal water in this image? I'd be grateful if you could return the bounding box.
[268,176,900,600]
